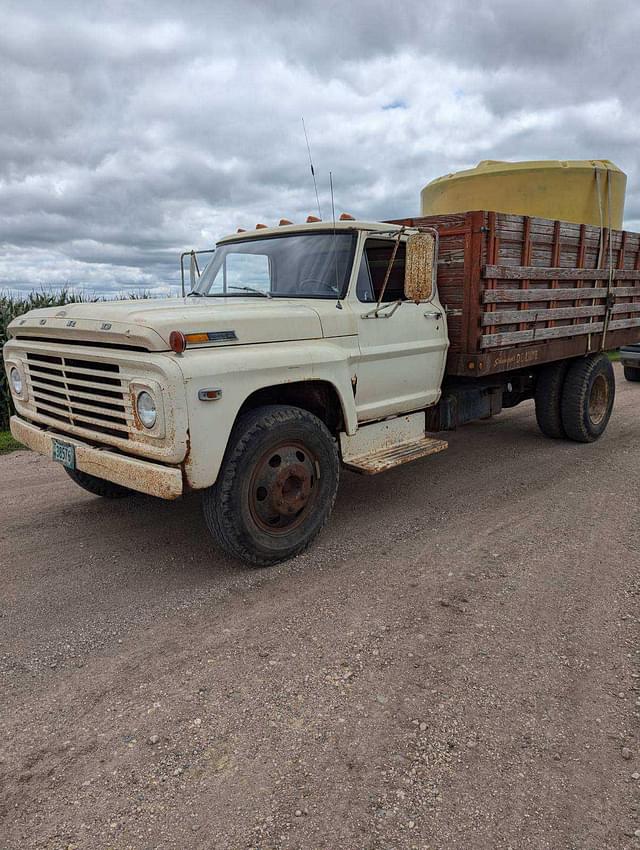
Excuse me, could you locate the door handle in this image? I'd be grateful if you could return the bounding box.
[424,311,442,320]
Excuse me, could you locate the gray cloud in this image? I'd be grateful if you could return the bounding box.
[1,0,640,295]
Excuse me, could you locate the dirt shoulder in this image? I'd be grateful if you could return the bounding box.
[1,363,638,849]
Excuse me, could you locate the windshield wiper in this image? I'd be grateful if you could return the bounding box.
[228,285,272,298]
[186,291,204,297]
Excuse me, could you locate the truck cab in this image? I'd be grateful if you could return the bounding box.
[191,220,449,422]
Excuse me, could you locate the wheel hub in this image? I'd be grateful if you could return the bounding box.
[249,442,318,533]
[589,373,609,425]
[271,463,312,516]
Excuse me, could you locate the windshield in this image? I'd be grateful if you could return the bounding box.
[193,232,356,298]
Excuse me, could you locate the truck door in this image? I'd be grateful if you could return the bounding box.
[352,236,448,422]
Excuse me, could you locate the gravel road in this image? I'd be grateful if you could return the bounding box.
[1,362,639,850]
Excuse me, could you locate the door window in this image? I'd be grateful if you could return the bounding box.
[356,240,406,303]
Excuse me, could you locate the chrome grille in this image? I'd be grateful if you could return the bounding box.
[25,352,131,439]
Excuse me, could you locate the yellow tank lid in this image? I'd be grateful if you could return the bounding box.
[421,159,626,229]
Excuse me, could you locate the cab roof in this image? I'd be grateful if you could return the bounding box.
[217,219,402,245]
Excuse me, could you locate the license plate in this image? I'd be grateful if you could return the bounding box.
[52,439,76,470]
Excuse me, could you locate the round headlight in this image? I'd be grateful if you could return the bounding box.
[10,367,23,397]
[136,391,157,429]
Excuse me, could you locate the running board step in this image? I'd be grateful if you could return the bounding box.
[344,435,448,475]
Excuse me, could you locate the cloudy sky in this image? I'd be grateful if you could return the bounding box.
[2,0,640,296]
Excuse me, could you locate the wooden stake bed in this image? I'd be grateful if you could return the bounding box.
[389,211,640,376]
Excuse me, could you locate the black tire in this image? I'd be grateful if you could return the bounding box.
[534,361,569,438]
[65,467,134,498]
[560,353,615,443]
[624,365,640,382]
[203,405,340,567]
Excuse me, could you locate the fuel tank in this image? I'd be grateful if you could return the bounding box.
[421,159,626,228]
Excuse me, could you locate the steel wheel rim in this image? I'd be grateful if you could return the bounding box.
[589,373,609,425]
[248,440,319,535]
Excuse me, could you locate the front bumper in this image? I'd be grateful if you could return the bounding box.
[11,416,183,500]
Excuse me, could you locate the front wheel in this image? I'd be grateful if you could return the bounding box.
[203,405,340,567]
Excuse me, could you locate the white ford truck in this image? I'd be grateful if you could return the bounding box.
[5,209,634,564]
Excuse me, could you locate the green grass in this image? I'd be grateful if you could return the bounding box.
[0,430,23,454]
[607,350,621,362]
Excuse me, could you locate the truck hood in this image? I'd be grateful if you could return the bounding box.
[8,297,333,351]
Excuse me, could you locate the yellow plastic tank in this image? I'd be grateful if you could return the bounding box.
[421,159,626,229]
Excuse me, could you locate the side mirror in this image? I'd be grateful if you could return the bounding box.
[404,233,436,302]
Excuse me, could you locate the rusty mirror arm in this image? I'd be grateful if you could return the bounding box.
[374,230,403,314]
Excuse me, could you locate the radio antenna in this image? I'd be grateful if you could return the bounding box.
[329,170,342,309]
[302,117,322,220]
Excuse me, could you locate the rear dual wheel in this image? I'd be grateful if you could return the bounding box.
[560,354,615,442]
[203,405,339,567]
[535,353,615,443]
[534,361,569,438]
